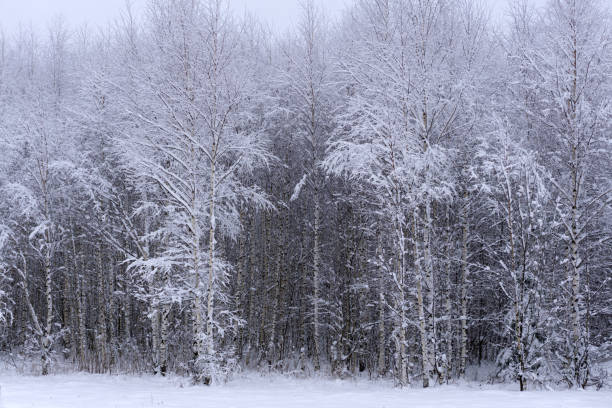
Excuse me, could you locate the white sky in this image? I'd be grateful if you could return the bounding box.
[0,0,555,36]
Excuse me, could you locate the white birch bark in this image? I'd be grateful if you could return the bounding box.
[203,156,217,384]
[312,192,322,371]
[376,235,386,376]
[459,197,469,378]
[151,308,160,373]
[191,202,203,380]
[159,304,170,376]
[414,210,432,388]
[443,211,453,382]
[393,194,407,386]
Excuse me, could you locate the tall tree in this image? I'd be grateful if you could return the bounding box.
[511,0,611,387]
[116,0,271,384]
[278,0,335,372]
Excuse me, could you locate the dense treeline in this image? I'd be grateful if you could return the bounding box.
[0,0,610,390]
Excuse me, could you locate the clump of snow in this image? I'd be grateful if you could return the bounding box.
[0,371,610,408]
[290,174,308,202]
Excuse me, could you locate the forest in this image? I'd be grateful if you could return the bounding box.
[0,0,610,392]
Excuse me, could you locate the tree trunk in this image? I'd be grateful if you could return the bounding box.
[151,307,160,373]
[443,211,453,382]
[395,211,407,386]
[312,191,321,371]
[459,198,469,378]
[235,212,246,359]
[423,202,436,384]
[191,208,203,381]
[415,211,431,388]
[377,232,386,377]
[203,160,217,385]
[77,272,87,370]
[245,218,257,366]
[95,246,108,373]
[62,270,72,360]
[268,211,284,366]
[159,304,170,376]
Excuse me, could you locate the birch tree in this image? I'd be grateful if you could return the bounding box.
[278,0,335,372]
[511,0,612,387]
[478,122,551,390]
[0,0,609,387]
[116,0,271,384]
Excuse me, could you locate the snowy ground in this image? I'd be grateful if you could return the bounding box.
[0,372,610,408]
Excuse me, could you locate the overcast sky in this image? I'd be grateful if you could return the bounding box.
[0,0,554,36]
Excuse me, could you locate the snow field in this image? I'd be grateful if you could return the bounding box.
[0,372,610,408]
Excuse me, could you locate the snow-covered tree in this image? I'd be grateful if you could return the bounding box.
[508,0,612,387]
[276,0,336,372]
[477,120,551,390]
[0,0,609,389]
[114,0,271,384]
